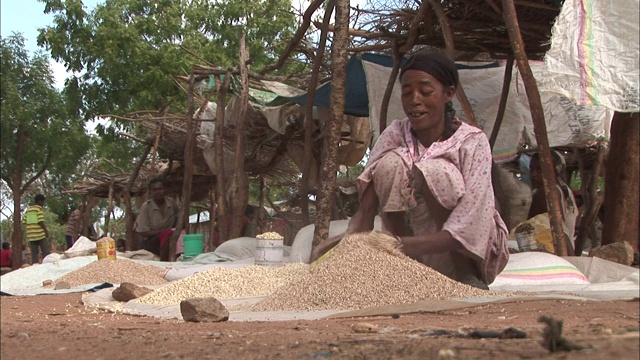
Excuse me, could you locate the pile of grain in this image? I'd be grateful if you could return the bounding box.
[53,259,167,288]
[137,263,309,305]
[250,232,494,312]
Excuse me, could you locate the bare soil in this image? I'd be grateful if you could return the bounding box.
[1,293,639,360]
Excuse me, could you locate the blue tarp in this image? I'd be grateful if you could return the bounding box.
[269,53,499,117]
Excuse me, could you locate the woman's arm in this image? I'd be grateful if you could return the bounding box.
[399,230,462,260]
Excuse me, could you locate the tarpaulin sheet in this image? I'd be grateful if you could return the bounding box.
[541,0,640,112]
[362,60,613,163]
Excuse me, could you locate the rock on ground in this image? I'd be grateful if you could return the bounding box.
[180,297,229,322]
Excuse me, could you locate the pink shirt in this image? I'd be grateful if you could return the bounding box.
[358,119,509,284]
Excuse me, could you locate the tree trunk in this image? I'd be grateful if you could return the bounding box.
[312,0,349,248]
[214,73,232,243]
[502,0,567,256]
[230,33,250,239]
[602,112,639,252]
[10,125,25,269]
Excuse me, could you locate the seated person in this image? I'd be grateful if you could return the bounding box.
[1,242,12,268]
[311,51,509,289]
[527,150,579,254]
[134,177,180,261]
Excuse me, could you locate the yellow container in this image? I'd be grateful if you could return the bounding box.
[96,237,117,260]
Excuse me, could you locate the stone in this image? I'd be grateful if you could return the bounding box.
[112,282,153,302]
[42,279,53,287]
[54,281,71,290]
[180,297,229,323]
[589,241,635,266]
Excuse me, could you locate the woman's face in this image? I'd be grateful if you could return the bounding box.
[529,156,543,189]
[400,69,455,133]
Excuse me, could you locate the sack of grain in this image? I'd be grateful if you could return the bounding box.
[64,236,97,258]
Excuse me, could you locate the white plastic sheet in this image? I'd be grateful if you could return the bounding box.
[542,0,640,112]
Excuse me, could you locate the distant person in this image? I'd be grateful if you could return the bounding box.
[1,242,12,268]
[528,150,579,254]
[134,177,179,261]
[65,207,82,249]
[244,206,258,237]
[22,194,50,264]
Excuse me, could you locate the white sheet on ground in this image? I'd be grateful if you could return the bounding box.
[80,255,639,322]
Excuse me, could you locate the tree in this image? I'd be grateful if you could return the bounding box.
[38,0,300,122]
[0,34,91,268]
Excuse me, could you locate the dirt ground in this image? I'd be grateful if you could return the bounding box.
[1,293,638,360]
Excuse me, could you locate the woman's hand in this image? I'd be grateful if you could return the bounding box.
[309,233,343,263]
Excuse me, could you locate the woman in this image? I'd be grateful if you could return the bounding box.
[311,51,509,288]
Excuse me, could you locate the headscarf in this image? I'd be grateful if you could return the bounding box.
[400,51,459,89]
[399,51,459,139]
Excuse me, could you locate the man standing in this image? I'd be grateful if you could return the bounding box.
[134,177,179,261]
[22,194,50,264]
[65,207,82,249]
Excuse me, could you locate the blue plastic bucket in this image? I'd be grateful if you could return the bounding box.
[183,234,204,260]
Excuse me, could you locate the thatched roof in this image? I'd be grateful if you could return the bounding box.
[347,0,562,61]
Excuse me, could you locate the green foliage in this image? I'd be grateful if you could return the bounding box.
[43,210,67,251]
[0,34,91,224]
[38,0,300,122]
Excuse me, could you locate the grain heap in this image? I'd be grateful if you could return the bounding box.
[250,232,494,312]
[52,259,167,288]
[137,263,309,305]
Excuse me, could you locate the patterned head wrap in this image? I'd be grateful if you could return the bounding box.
[400,51,459,89]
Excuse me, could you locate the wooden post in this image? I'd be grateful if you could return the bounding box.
[104,184,114,237]
[428,0,478,127]
[489,57,515,149]
[501,0,567,256]
[301,0,334,226]
[379,42,402,134]
[312,0,349,248]
[168,74,197,261]
[123,143,152,250]
[602,112,639,252]
[574,143,605,254]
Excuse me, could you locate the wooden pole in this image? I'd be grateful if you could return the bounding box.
[602,112,639,252]
[379,42,402,135]
[301,0,334,226]
[501,0,567,256]
[123,143,152,250]
[428,0,478,127]
[168,74,197,261]
[574,143,605,255]
[489,57,515,149]
[104,184,114,237]
[312,0,349,248]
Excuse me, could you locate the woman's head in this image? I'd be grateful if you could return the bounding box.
[529,150,566,188]
[399,51,458,136]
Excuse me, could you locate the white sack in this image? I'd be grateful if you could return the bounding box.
[64,236,97,258]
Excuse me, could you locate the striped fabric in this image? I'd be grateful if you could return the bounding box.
[23,205,45,241]
[497,265,589,283]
